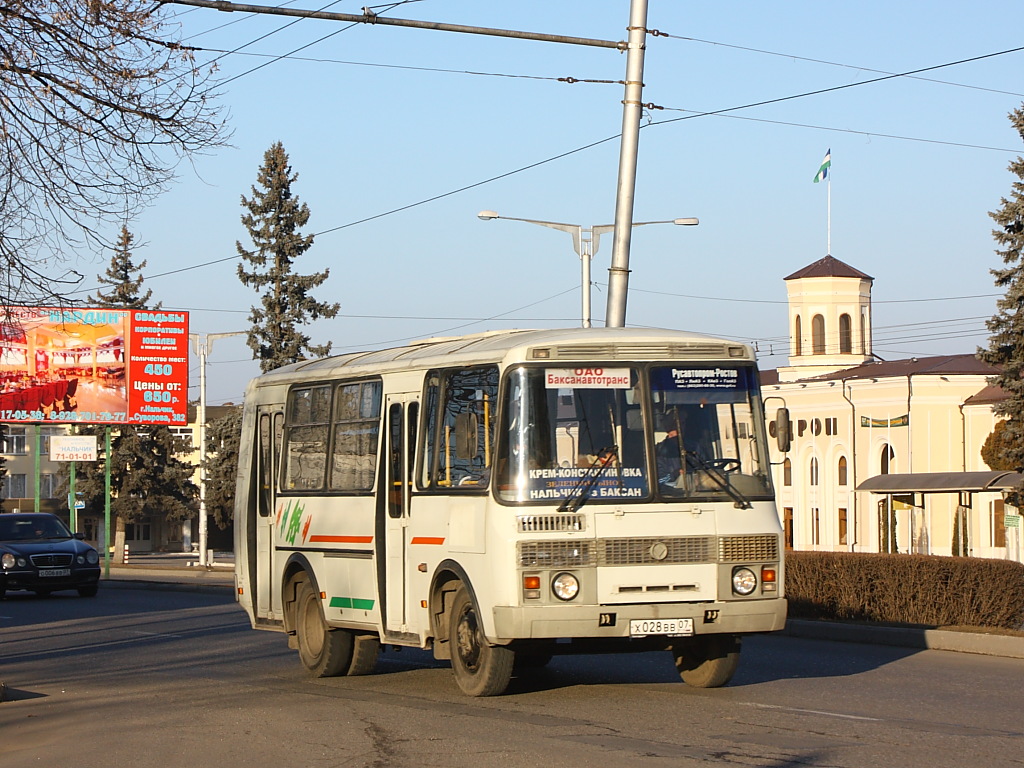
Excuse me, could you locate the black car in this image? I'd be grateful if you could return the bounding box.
[0,513,101,598]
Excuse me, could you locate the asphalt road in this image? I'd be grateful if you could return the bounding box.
[2,586,1023,768]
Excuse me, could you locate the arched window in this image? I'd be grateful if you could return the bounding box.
[812,314,825,355]
[839,313,852,354]
[837,456,848,485]
[809,456,819,486]
[880,444,895,474]
[794,316,802,357]
[783,458,792,486]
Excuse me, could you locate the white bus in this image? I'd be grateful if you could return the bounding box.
[234,327,787,696]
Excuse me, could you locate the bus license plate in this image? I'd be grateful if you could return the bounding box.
[629,618,694,637]
[39,568,71,578]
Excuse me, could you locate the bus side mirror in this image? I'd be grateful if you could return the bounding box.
[775,408,791,453]
[454,411,479,460]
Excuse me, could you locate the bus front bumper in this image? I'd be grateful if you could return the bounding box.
[491,598,787,642]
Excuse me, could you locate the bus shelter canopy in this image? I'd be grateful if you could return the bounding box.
[856,471,1024,494]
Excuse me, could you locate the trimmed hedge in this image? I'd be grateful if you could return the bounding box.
[785,551,1024,630]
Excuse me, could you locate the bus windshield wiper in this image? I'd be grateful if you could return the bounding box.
[557,446,618,513]
[684,451,752,510]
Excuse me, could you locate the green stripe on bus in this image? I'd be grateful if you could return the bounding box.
[329,596,376,610]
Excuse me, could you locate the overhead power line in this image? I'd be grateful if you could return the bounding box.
[658,33,1024,99]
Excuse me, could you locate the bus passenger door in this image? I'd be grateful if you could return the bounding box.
[255,408,283,619]
[381,395,417,634]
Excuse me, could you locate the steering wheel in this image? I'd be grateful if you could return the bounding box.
[708,458,741,474]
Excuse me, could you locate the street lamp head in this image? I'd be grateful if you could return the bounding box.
[672,217,699,226]
[477,210,499,221]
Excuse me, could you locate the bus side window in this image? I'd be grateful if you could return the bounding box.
[388,403,403,518]
[258,413,271,516]
[282,385,331,491]
[421,367,498,489]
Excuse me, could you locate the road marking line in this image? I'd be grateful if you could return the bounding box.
[749,703,882,722]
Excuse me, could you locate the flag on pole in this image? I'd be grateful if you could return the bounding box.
[813,149,831,183]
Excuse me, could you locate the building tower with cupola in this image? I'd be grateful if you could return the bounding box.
[777,255,874,383]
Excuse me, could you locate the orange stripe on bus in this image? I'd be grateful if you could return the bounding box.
[308,535,374,544]
[410,536,446,545]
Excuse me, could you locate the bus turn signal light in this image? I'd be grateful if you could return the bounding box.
[761,567,777,592]
[524,575,541,599]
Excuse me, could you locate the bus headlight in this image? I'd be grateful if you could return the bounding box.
[551,572,580,601]
[732,567,757,596]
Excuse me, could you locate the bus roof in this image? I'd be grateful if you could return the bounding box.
[248,328,755,388]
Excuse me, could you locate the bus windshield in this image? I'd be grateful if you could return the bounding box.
[495,365,772,504]
[649,365,771,502]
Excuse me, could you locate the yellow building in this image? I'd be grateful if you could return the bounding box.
[762,255,1022,561]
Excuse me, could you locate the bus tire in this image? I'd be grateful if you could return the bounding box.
[448,582,513,697]
[347,634,380,676]
[671,634,741,688]
[295,580,352,677]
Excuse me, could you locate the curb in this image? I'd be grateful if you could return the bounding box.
[100,578,234,596]
[784,619,1024,660]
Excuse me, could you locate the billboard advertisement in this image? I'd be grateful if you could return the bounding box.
[0,307,189,425]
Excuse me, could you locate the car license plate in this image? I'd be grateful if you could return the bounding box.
[39,568,71,578]
[629,618,694,637]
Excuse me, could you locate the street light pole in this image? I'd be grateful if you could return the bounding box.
[190,331,246,567]
[478,211,697,328]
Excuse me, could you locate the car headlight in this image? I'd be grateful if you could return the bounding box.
[86,550,99,564]
[1,552,15,569]
[551,572,580,601]
[732,567,758,596]
[77,555,85,564]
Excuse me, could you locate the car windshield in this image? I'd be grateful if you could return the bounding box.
[494,364,773,505]
[0,516,72,541]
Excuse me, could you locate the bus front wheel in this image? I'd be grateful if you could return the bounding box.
[295,579,352,677]
[671,634,741,688]
[448,582,514,697]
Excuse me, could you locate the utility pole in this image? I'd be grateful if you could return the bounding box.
[605,0,649,328]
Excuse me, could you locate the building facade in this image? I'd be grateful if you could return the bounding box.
[762,255,1020,561]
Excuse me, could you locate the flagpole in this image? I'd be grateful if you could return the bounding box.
[827,170,832,256]
[814,149,832,255]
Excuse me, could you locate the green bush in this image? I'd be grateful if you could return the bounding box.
[785,551,1024,630]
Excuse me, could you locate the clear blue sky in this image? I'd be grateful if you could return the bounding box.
[69,1,1024,405]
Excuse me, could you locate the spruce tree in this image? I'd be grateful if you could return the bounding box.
[62,228,196,556]
[979,103,1024,503]
[237,141,340,373]
[88,225,156,308]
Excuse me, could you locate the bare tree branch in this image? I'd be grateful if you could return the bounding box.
[0,1,228,307]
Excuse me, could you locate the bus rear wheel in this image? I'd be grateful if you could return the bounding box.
[295,579,352,677]
[671,634,741,688]
[448,582,514,697]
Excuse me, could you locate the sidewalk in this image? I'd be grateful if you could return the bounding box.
[101,551,235,593]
